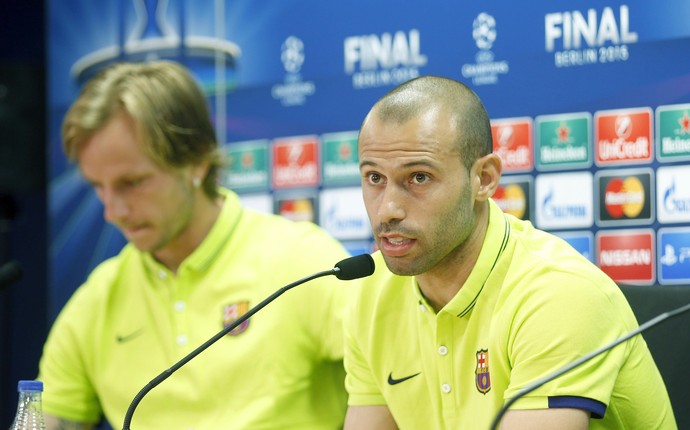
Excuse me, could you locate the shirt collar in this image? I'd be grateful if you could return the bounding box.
[142,187,243,277]
[442,198,510,317]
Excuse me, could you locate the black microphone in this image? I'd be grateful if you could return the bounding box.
[0,260,23,290]
[489,300,690,430]
[122,253,375,430]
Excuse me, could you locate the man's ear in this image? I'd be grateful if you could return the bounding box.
[191,161,211,184]
[473,153,502,202]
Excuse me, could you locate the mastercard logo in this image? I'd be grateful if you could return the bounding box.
[603,176,645,218]
[279,198,314,222]
[494,183,526,219]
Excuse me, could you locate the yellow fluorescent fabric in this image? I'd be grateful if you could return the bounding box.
[344,198,676,430]
[40,188,355,429]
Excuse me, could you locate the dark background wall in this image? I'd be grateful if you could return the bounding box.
[0,0,48,426]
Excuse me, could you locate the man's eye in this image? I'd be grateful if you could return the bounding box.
[413,173,428,184]
[369,173,381,183]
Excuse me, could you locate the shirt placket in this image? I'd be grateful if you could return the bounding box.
[436,310,460,427]
[156,267,190,354]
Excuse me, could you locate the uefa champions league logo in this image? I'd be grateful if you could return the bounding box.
[472,12,496,51]
[272,35,315,106]
[281,36,305,74]
[462,12,508,85]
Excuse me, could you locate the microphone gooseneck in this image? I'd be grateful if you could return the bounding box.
[122,254,374,430]
[489,301,690,430]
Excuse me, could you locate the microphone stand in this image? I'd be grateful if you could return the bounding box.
[121,267,336,430]
[489,301,690,430]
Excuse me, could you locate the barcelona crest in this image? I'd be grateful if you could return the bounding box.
[223,301,251,336]
[475,349,491,394]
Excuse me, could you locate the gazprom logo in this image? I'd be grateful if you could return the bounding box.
[542,190,587,219]
[657,166,690,223]
[663,180,690,215]
[535,172,593,229]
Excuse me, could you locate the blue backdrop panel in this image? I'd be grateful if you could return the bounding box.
[48,0,690,317]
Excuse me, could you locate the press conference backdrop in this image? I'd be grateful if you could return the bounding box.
[48,0,690,318]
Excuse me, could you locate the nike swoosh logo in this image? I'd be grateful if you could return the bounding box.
[387,372,421,385]
[116,329,143,343]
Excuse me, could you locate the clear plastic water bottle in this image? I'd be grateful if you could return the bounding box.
[10,380,47,430]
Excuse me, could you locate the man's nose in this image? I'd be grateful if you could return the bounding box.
[377,184,406,224]
[101,188,129,224]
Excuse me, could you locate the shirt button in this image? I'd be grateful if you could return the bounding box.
[158,270,167,280]
[419,303,426,312]
[174,301,186,312]
[438,345,448,356]
[441,383,451,393]
[176,335,188,346]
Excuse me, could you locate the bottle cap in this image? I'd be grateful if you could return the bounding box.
[17,380,43,392]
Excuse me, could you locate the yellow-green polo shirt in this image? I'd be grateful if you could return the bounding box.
[40,188,355,429]
[344,199,675,430]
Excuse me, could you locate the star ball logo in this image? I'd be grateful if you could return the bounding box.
[595,108,653,166]
[461,12,509,86]
[595,168,653,226]
[473,13,496,50]
[271,35,315,106]
[281,36,305,74]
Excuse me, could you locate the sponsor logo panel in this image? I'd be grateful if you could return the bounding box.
[658,227,690,285]
[221,140,270,192]
[656,103,690,162]
[595,168,654,226]
[321,131,360,186]
[494,175,532,221]
[656,165,690,224]
[553,231,594,262]
[535,172,593,230]
[535,112,592,170]
[544,5,638,68]
[319,187,371,240]
[491,118,534,172]
[274,191,317,223]
[271,135,320,189]
[596,229,655,285]
[594,108,653,166]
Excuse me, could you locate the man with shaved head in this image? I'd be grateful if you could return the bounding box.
[343,76,676,430]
